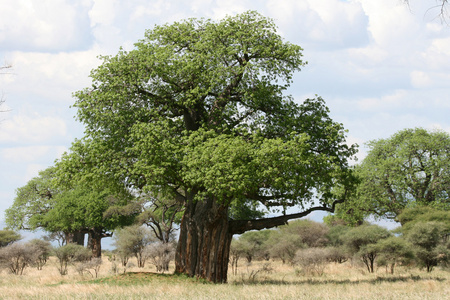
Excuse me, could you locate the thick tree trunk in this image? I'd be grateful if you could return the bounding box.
[175,196,233,283]
[89,229,103,258]
[66,231,85,246]
[174,195,344,283]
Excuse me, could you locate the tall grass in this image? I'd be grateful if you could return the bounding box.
[0,257,448,299]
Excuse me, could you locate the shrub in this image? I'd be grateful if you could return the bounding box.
[0,229,22,247]
[327,246,349,264]
[53,243,91,275]
[406,221,448,272]
[144,242,175,273]
[374,236,414,274]
[28,239,52,270]
[75,257,102,278]
[342,224,391,273]
[294,248,332,276]
[0,242,41,275]
[113,225,154,268]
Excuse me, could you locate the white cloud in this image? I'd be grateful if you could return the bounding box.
[410,70,433,88]
[24,164,47,182]
[0,112,67,144]
[2,50,100,104]
[0,0,94,52]
[266,0,368,48]
[1,145,67,163]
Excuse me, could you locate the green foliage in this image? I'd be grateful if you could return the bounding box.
[342,224,391,272]
[342,224,391,253]
[0,229,22,247]
[5,167,57,230]
[61,10,357,223]
[280,219,330,248]
[42,185,132,234]
[265,219,329,264]
[373,236,414,274]
[339,128,450,222]
[326,224,351,247]
[232,230,272,262]
[406,222,444,251]
[397,207,450,233]
[405,221,448,272]
[6,163,136,258]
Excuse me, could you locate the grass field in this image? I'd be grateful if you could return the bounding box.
[0,257,448,299]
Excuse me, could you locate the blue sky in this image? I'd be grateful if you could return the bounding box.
[1,0,449,239]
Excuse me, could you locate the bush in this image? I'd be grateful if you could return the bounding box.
[327,246,349,264]
[294,248,332,276]
[374,236,414,274]
[28,239,52,270]
[113,225,154,268]
[144,242,175,273]
[53,243,91,275]
[75,257,102,278]
[0,242,41,275]
[342,224,391,273]
[0,229,22,247]
[406,221,448,272]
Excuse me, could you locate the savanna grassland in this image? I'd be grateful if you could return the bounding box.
[0,257,448,300]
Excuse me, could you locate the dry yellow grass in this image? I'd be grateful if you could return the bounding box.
[0,257,448,299]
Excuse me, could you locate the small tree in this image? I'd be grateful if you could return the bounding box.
[113,225,154,268]
[266,219,330,264]
[266,230,304,264]
[406,222,448,272]
[342,224,391,273]
[144,241,175,272]
[234,230,272,263]
[0,229,22,247]
[0,242,41,275]
[28,239,52,270]
[53,243,91,275]
[374,236,414,274]
[229,237,243,275]
[75,257,103,278]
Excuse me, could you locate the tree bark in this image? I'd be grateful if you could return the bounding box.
[90,231,102,258]
[175,197,344,283]
[65,231,85,246]
[175,196,233,283]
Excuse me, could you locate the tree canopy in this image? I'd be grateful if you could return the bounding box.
[6,165,136,257]
[56,11,357,282]
[337,128,450,222]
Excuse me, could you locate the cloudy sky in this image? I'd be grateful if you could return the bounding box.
[1,0,449,235]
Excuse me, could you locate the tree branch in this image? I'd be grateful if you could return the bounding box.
[229,199,344,234]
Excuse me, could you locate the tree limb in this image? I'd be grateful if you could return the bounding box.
[229,198,344,234]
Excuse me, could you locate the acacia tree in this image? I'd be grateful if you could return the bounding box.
[4,167,87,245]
[342,224,391,273]
[338,128,450,223]
[42,185,134,257]
[6,166,135,257]
[0,229,22,247]
[59,11,357,282]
